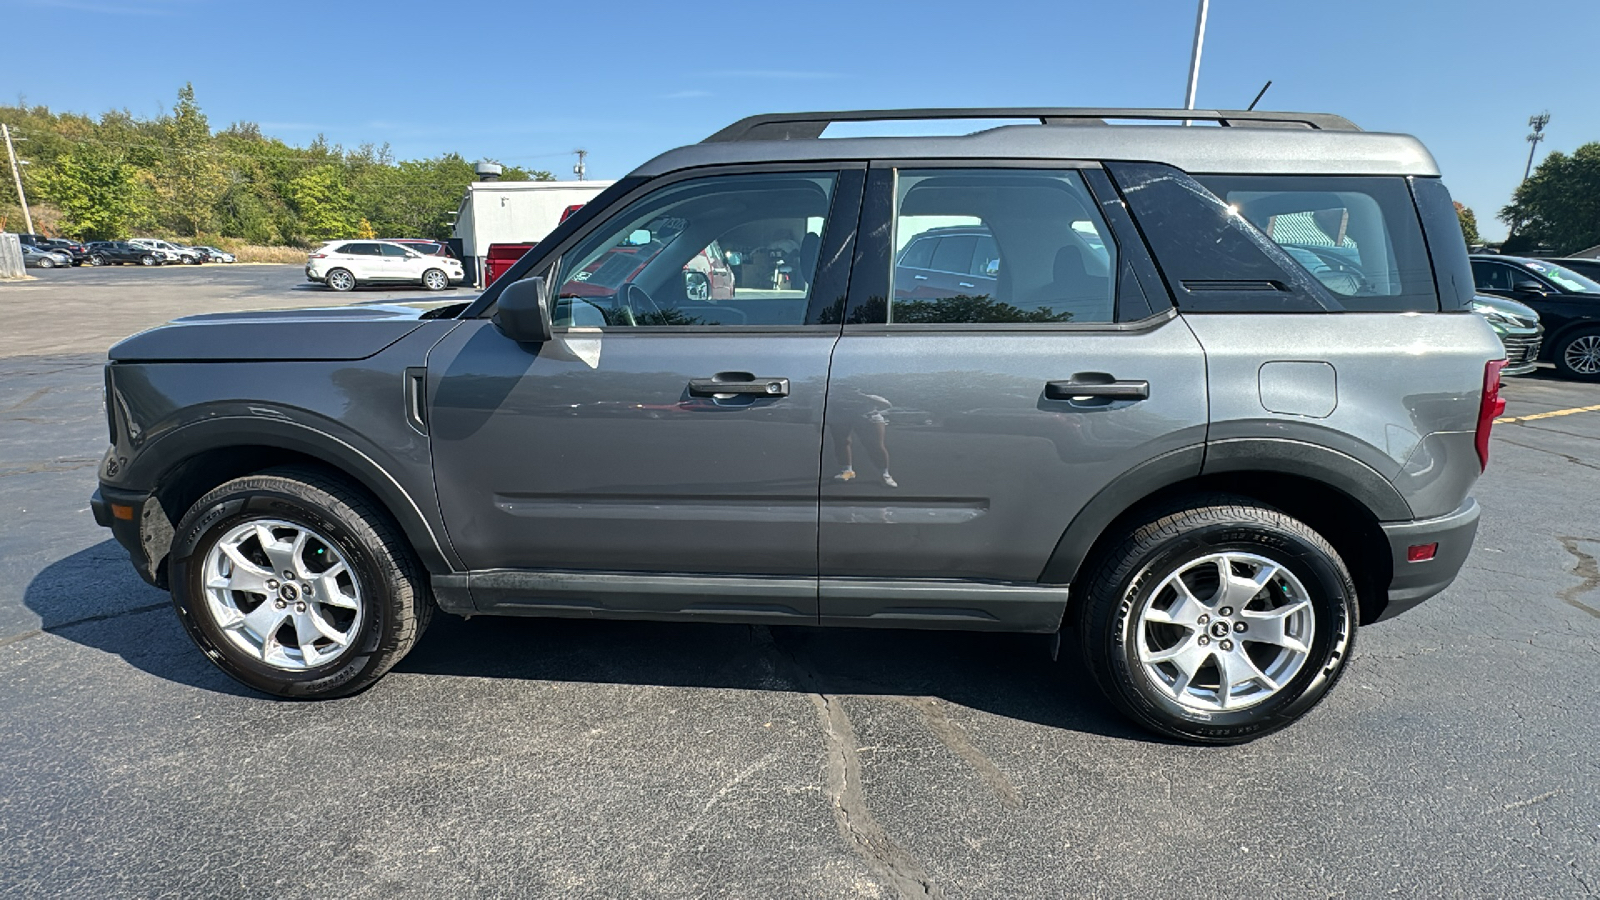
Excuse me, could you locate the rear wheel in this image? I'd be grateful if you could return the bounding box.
[1075,497,1356,744]
[326,268,356,292]
[168,467,432,698]
[1554,328,1600,381]
[421,268,448,291]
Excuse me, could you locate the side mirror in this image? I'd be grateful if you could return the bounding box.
[1513,280,1548,294]
[493,276,553,343]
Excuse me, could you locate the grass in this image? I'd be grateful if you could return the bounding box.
[225,244,308,264]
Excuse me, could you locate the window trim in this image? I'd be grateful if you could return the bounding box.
[842,159,1143,331]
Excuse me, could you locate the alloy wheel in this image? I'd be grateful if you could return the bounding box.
[423,269,447,291]
[1564,334,1600,375]
[1135,551,1315,712]
[200,518,364,670]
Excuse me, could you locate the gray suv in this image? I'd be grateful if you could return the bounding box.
[91,108,1504,743]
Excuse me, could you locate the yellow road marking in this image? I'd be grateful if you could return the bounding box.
[1496,403,1600,424]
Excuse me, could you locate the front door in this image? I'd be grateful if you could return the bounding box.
[427,166,864,618]
[818,165,1208,624]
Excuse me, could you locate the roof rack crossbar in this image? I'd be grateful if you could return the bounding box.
[703,108,1361,142]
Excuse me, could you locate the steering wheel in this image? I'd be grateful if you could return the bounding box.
[617,282,666,324]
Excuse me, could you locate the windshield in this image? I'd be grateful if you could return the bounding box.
[1524,259,1600,293]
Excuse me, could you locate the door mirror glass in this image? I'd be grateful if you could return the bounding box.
[494,276,552,343]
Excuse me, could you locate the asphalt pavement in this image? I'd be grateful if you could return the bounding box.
[0,266,1596,898]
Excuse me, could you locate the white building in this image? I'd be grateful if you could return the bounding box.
[452,179,613,286]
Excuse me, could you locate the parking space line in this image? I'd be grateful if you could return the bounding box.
[1496,403,1600,425]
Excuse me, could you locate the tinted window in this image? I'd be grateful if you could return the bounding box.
[1471,261,1518,293]
[380,244,411,257]
[899,236,935,270]
[930,235,976,273]
[888,169,1116,324]
[1193,174,1437,312]
[553,172,838,328]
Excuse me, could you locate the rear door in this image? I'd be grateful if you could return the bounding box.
[818,164,1207,627]
[427,165,864,618]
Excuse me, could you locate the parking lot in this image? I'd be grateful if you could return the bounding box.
[1,265,1596,898]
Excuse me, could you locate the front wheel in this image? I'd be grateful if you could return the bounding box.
[421,268,448,291]
[168,467,432,698]
[37,258,54,268]
[1075,497,1355,744]
[326,268,356,292]
[1554,328,1600,381]
[90,253,107,266]
[140,255,157,266]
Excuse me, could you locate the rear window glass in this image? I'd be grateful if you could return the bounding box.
[1194,175,1437,312]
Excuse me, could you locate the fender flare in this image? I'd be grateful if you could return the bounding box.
[1038,438,1410,586]
[126,416,458,575]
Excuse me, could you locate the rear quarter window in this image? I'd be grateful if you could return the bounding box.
[1194,174,1438,313]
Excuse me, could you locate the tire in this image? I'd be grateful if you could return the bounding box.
[1552,328,1600,381]
[168,466,432,699]
[37,258,54,268]
[1075,496,1356,744]
[326,268,356,292]
[90,253,107,266]
[140,255,157,266]
[421,268,448,291]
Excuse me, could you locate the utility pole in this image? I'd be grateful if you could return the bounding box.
[1522,112,1550,183]
[2,124,33,235]
[1183,0,1211,118]
[573,148,588,181]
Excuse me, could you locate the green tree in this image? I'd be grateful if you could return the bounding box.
[1455,202,1480,246]
[1501,142,1600,254]
[42,143,147,240]
[153,83,227,238]
[288,165,357,241]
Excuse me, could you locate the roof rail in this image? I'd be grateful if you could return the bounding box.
[703,108,1361,142]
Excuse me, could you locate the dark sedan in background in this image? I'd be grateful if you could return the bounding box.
[1471,254,1600,380]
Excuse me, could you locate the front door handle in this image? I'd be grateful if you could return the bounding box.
[688,374,790,397]
[1044,377,1150,401]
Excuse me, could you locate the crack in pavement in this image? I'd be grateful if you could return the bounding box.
[0,601,170,648]
[1496,438,1600,472]
[903,697,1022,810]
[751,626,943,899]
[1556,537,1600,620]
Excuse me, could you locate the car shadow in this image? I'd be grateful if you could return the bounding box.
[27,541,1154,741]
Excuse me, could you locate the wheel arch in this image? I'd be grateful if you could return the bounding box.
[1041,442,1401,625]
[129,420,456,588]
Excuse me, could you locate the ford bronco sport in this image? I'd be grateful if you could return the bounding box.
[92,108,1503,743]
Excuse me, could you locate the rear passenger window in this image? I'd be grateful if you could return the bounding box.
[1193,174,1437,312]
[888,169,1116,324]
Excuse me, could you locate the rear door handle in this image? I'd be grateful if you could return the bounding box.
[688,374,790,397]
[1044,378,1150,401]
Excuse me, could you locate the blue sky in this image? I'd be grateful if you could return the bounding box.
[4,0,1597,240]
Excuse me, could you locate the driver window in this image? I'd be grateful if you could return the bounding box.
[552,172,838,328]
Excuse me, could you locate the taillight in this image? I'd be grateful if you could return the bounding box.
[309,253,326,259]
[1475,359,1507,471]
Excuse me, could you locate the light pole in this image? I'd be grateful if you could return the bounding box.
[2,124,33,235]
[1184,0,1211,115]
[1522,112,1550,183]
[573,149,588,181]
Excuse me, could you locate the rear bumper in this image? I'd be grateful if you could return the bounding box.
[91,485,166,588]
[1375,498,1480,621]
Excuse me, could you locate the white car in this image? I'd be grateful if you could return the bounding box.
[129,239,201,265]
[195,246,236,263]
[306,240,465,292]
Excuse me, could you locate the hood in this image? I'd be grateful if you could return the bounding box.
[108,301,464,362]
[1470,293,1540,329]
